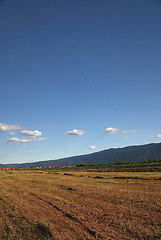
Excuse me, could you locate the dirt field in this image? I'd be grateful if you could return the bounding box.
[0,169,161,239]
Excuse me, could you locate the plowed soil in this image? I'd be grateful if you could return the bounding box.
[0,170,161,239]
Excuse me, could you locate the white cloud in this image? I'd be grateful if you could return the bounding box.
[144,140,160,144]
[103,127,137,135]
[157,135,161,138]
[9,132,15,135]
[33,137,47,141]
[89,145,96,149]
[7,138,32,143]
[65,129,85,135]
[0,123,21,132]
[67,148,72,151]
[123,135,130,139]
[122,130,137,134]
[0,136,47,144]
[21,130,42,137]
[103,127,120,134]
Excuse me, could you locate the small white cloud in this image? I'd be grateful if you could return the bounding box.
[67,148,72,151]
[0,123,21,132]
[21,130,42,137]
[89,145,96,149]
[103,127,120,134]
[122,130,137,134]
[33,137,47,141]
[65,129,85,135]
[157,135,161,138]
[144,140,160,144]
[0,136,47,144]
[123,135,130,139]
[7,138,32,143]
[9,132,15,135]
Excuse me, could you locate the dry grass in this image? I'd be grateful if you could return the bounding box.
[0,169,161,239]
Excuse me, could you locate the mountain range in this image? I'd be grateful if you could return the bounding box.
[1,142,161,168]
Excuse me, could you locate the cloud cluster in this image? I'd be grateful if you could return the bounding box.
[64,126,138,152]
[103,127,137,136]
[157,135,161,138]
[65,129,85,135]
[0,123,21,132]
[0,122,47,145]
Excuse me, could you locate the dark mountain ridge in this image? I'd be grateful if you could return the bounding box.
[1,142,161,168]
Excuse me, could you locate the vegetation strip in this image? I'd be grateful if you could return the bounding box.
[30,192,97,238]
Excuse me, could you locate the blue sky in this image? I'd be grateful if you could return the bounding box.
[0,0,161,164]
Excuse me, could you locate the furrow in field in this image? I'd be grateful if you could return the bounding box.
[30,192,97,238]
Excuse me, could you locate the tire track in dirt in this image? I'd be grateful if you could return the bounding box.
[30,192,97,239]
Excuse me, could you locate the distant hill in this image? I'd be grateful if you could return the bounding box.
[1,142,161,168]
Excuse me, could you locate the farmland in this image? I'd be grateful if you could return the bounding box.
[0,167,161,239]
